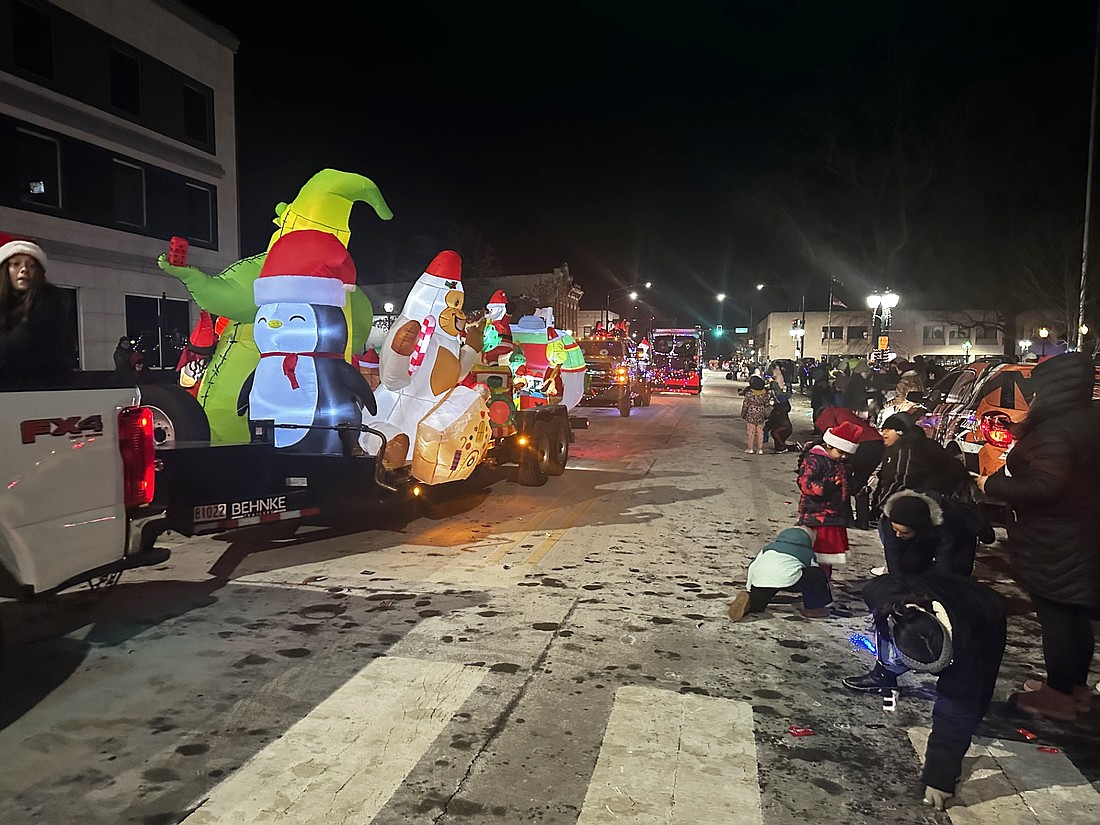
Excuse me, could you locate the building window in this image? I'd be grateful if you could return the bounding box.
[947,326,968,342]
[846,325,868,341]
[16,128,61,208]
[182,85,211,144]
[974,325,999,343]
[56,286,81,368]
[821,326,843,340]
[125,295,190,370]
[112,160,145,227]
[109,49,141,115]
[923,325,945,343]
[13,1,53,79]
[184,183,214,242]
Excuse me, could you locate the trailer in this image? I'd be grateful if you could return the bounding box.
[649,328,703,395]
[154,403,573,538]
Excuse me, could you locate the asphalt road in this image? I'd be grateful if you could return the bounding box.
[1,372,1098,825]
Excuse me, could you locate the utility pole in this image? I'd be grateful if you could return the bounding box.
[1077,1,1100,350]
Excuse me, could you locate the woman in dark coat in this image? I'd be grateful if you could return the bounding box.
[0,238,75,386]
[980,352,1100,721]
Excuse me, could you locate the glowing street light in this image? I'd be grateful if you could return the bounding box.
[1019,339,1032,355]
[605,283,650,327]
[866,289,900,360]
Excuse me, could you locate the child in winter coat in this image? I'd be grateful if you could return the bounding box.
[765,390,795,453]
[728,526,833,621]
[796,420,862,577]
[740,375,774,454]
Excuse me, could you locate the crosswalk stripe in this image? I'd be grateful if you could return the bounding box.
[182,657,484,825]
[576,687,763,825]
[908,727,1100,824]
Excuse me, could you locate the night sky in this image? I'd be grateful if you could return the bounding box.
[182,0,1099,328]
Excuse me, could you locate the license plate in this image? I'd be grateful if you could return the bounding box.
[193,503,227,522]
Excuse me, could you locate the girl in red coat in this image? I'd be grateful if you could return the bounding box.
[796,420,861,577]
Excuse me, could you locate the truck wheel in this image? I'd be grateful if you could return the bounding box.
[548,418,570,475]
[618,389,632,417]
[518,423,551,486]
[139,384,211,445]
[641,384,652,406]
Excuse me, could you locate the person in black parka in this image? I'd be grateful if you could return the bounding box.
[879,489,978,577]
[981,352,1100,722]
[843,573,1006,811]
[872,413,971,515]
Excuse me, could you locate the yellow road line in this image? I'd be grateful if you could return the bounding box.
[523,497,596,565]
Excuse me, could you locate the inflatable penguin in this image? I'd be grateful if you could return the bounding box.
[362,250,485,473]
[241,230,376,455]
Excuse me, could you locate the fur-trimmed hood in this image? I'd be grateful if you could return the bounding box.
[882,489,944,526]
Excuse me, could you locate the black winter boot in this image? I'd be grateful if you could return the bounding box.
[842,663,899,692]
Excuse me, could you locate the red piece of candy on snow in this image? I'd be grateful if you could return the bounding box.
[1016,728,1037,740]
[788,726,815,737]
[1037,746,1059,754]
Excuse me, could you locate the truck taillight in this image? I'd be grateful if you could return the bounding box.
[979,411,1014,448]
[118,406,156,507]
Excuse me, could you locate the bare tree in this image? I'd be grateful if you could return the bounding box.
[1005,219,1099,345]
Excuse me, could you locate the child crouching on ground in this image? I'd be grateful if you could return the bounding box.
[796,420,861,579]
[728,526,833,620]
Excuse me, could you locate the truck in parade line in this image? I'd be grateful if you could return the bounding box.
[576,332,652,417]
[649,328,703,395]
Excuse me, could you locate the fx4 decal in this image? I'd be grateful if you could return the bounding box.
[20,415,105,444]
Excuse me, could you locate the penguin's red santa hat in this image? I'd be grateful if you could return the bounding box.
[254,229,357,307]
[420,250,462,285]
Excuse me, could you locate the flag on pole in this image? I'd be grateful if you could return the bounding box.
[832,296,847,309]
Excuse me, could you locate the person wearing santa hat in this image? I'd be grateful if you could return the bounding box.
[796,419,862,577]
[0,235,75,386]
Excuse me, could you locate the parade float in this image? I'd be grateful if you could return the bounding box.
[151,169,583,538]
[649,328,704,395]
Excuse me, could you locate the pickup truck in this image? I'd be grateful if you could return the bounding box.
[0,380,169,603]
[576,335,650,417]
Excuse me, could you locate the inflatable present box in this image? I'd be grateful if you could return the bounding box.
[411,385,492,484]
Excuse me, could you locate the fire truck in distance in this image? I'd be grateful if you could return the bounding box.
[649,328,703,395]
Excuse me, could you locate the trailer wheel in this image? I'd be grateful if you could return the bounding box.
[518,423,551,486]
[138,384,211,445]
[548,418,570,475]
[618,389,632,417]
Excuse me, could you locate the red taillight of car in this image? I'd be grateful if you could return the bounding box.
[118,405,155,507]
[979,411,1014,448]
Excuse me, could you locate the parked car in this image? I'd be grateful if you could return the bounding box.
[934,361,1100,476]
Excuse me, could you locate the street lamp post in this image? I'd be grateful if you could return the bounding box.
[1038,326,1049,357]
[1019,339,1032,358]
[962,339,972,363]
[866,289,900,362]
[747,283,764,351]
[789,322,805,359]
[605,283,650,329]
